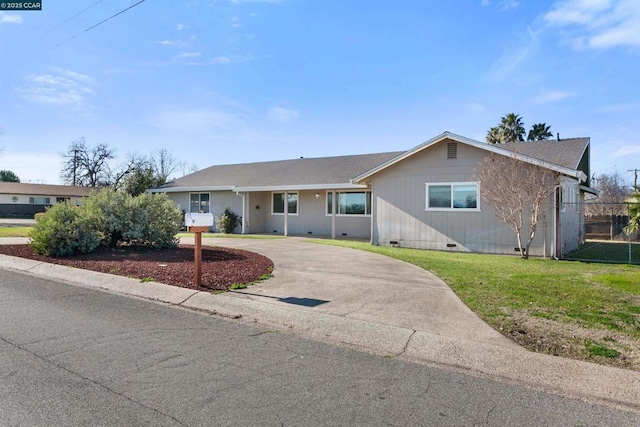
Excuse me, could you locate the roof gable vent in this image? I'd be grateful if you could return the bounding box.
[447,142,457,159]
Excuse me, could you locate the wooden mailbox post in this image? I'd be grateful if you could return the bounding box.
[185,213,214,285]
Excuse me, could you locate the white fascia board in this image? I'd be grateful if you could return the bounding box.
[148,186,235,193]
[580,185,598,196]
[234,183,368,193]
[353,131,587,184]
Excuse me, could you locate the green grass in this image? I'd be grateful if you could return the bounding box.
[0,226,32,237]
[310,239,640,340]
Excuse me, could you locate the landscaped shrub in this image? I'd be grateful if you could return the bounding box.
[128,192,182,248]
[29,188,183,256]
[30,202,101,256]
[215,208,239,234]
[33,212,46,222]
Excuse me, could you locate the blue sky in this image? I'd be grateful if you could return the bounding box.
[1,0,639,186]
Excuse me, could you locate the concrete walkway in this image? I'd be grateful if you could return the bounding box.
[1,236,639,413]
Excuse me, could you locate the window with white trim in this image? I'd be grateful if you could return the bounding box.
[272,192,298,215]
[190,193,210,213]
[327,191,372,215]
[29,197,50,205]
[426,182,479,210]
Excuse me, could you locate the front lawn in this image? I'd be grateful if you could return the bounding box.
[312,239,640,370]
[0,226,32,237]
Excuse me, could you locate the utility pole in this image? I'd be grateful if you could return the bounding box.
[628,169,639,189]
[72,149,79,186]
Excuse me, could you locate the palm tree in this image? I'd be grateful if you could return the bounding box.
[626,188,640,234]
[486,127,502,144]
[527,123,553,141]
[499,113,526,142]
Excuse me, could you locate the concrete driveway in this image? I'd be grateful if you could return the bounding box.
[188,236,513,347]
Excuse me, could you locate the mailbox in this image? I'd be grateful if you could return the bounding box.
[185,212,214,228]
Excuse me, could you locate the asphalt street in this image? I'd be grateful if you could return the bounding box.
[1,269,639,426]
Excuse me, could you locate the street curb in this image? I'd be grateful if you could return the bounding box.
[1,253,639,414]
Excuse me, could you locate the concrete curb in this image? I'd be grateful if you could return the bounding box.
[1,252,639,413]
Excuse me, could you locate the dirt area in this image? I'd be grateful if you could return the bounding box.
[0,244,274,291]
[501,314,640,371]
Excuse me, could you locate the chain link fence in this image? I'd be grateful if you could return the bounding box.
[563,202,639,265]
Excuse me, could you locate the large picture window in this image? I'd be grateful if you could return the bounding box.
[29,197,50,205]
[426,183,479,210]
[327,191,372,215]
[272,192,298,215]
[190,193,210,213]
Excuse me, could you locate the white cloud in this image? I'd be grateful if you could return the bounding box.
[156,40,188,47]
[0,12,23,24]
[611,144,640,157]
[176,51,202,59]
[176,23,186,30]
[210,55,254,64]
[545,0,640,49]
[487,27,539,81]
[498,0,520,10]
[531,89,572,103]
[17,68,95,107]
[147,106,243,133]
[268,106,299,122]
[231,16,240,28]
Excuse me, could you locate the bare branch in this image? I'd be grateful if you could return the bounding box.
[476,151,558,258]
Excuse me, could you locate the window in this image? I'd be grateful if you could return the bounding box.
[327,191,372,215]
[426,183,479,210]
[272,192,298,215]
[56,197,69,203]
[190,193,210,213]
[29,197,51,205]
[11,196,18,203]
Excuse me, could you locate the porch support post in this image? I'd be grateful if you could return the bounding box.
[331,190,336,239]
[284,191,289,237]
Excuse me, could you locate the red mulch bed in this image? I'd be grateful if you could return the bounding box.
[0,244,274,291]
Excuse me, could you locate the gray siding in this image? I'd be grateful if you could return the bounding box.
[372,139,554,256]
[166,189,370,237]
[263,190,371,238]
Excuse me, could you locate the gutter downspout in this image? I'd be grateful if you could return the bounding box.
[331,190,336,239]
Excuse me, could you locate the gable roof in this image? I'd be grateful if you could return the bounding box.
[154,152,403,192]
[500,137,589,170]
[353,132,589,184]
[0,182,94,197]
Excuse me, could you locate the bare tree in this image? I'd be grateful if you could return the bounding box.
[476,152,559,259]
[151,148,179,184]
[585,172,631,216]
[177,161,198,178]
[60,138,116,187]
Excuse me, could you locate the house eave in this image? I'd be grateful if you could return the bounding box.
[148,186,235,193]
[234,183,368,193]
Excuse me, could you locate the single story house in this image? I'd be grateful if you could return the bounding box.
[0,182,94,217]
[151,132,594,258]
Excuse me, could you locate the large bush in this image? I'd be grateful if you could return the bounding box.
[30,189,182,256]
[215,208,239,234]
[29,202,101,256]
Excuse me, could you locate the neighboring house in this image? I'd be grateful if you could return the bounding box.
[151,132,594,258]
[0,182,94,217]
